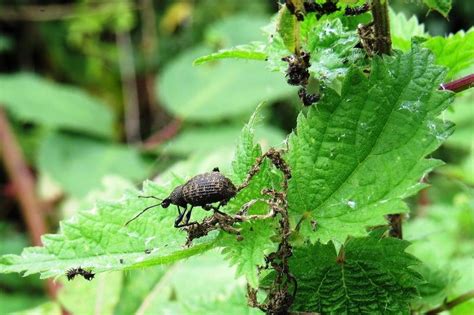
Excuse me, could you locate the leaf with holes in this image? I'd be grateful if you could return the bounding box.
[287,46,454,244]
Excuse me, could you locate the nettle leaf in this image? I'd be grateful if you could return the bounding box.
[220,220,277,289]
[307,19,363,86]
[58,272,123,314]
[290,231,423,314]
[0,73,114,139]
[195,12,363,89]
[405,200,474,312]
[287,47,454,244]
[162,123,285,156]
[221,107,279,288]
[184,287,263,315]
[159,46,293,122]
[422,0,452,17]
[0,180,216,279]
[276,4,297,53]
[193,43,267,65]
[38,132,149,197]
[423,29,474,80]
[390,9,427,52]
[268,17,363,87]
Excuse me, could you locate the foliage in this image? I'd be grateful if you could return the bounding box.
[37,132,149,197]
[0,73,114,139]
[287,47,453,244]
[423,29,474,79]
[289,230,423,314]
[2,0,473,314]
[390,9,427,52]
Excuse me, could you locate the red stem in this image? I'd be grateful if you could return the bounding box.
[142,118,182,150]
[0,107,60,298]
[439,74,474,93]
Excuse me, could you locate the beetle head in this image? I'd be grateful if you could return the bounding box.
[161,198,172,208]
[168,185,187,207]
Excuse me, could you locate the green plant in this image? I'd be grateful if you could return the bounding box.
[1,1,473,314]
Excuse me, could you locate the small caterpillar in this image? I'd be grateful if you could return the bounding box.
[66,267,95,281]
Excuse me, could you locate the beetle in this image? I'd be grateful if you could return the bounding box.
[125,168,237,228]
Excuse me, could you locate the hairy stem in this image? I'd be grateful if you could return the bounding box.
[371,0,392,55]
[426,290,474,314]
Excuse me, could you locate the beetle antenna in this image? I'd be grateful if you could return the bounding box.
[139,195,163,201]
[125,204,160,226]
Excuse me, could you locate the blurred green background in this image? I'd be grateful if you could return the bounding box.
[0,0,472,314]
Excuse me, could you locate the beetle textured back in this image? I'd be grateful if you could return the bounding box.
[125,168,237,228]
[182,172,236,206]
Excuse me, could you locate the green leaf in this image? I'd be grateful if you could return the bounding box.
[9,301,61,315]
[305,19,362,86]
[58,272,123,315]
[389,9,427,52]
[423,29,474,80]
[114,266,168,315]
[287,47,454,244]
[204,13,268,47]
[158,46,294,122]
[289,231,423,314]
[276,5,297,53]
[405,198,474,311]
[193,43,267,66]
[267,18,363,88]
[0,180,216,279]
[220,220,277,288]
[218,104,290,288]
[0,292,47,315]
[422,0,452,17]
[116,251,256,314]
[0,73,114,138]
[184,287,263,315]
[162,124,285,155]
[220,105,279,288]
[37,132,149,197]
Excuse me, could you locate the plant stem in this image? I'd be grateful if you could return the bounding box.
[426,290,474,314]
[440,74,474,93]
[370,0,402,238]
[371,0,392,55]
[0,108,46,246]
[0,107,60,299]
[117,31,141,143]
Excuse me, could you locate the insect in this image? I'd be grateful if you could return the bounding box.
[298,87,320,106]
[66,267,95,281]
[282,51,311,86]
[125,168,237,228]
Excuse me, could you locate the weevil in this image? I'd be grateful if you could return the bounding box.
[125,168,237,228]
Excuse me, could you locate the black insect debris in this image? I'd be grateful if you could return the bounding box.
[298,87,320,106]
[125,167,237,228]
[66,267,95,281]
[282,51,311,86]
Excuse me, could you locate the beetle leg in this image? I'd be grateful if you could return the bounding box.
[174,206,187,228]
[184,206,194,224]
[175,207,197,228]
